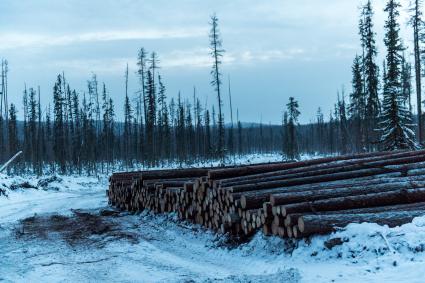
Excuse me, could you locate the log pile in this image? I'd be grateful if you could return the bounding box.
[108,150,425,239]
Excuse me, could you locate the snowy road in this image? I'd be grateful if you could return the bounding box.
[1,175,425,283]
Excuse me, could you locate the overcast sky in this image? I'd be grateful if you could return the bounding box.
[0,0,414,124]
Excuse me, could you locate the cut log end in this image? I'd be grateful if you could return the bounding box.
[240,195,247,209]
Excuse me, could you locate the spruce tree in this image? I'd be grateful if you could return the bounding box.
[45,104,53,167]
[157,75,169,159]
[137,48,148,160]
[137,48,148,125]
[409,0,423,143]
[209,14,225,162]
[349,55,365,151]
[169,98,177,160]
[237,120,243,156]
[338,92,350,154]
[282,111,288,158]
[102,83,111,165]
[8,103,18,172]
[205,109,212,158]
[71,90,81,172]
[22,86,30,170]
[185,101,195,163]
[108,97,115,163]
[28,88,38,172]
[328,111,335,153]
[123,86,133,168]
[37,87,43,174]
[286,97,300,160]
[379,0,416,150]
[360,0,380,150]
[401,54,413,111]
[194,95,203,158]
[145,70,156,163]
[316,108,325,152]
[53,75,66,173]
[176,93,186,162]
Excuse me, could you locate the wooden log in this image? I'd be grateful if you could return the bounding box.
[278,226,286,238]
[263,223,272,236]
[298,210,425,236]
[270,180,425,206]
[286,226,293,238]
[219,150,425,187]
[292,225,300,238]
[262,202,273,218]
[142,177,195,186]
[281,188,425,216]
[284,202,425,227]
[110,171,142,181]
[154,181,192,189]
[140,168,210,181]
[229,160,425,194]
[236,176,406,209]
[208,151,402,180]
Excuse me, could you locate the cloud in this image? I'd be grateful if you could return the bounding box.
[239,49,305,62]
[161,47,306,68]
[37,47,306,76]
[0,28,206,50]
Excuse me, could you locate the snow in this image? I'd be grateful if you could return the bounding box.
[1,168,425,282]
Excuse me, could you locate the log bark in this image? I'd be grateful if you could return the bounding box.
[142,177,195,186]
[282,188,425,216]
[298,210,425,235]
[235,175,425,209]
[208,151,401,180]
[219,150,425,187]
[270,180,425,206]
[229,159,425,194]
[141,168,209,181]
[284,202,425,227]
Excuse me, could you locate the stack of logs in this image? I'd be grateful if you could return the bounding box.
[108,150,425,239]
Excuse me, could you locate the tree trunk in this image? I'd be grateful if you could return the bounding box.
[284,202,425,227]
[270,180,425,206]
[208,150,400,180]
[282,188,425,216]
[219,149,424,187]
[229,156,425,194]
[298,210,425,236]
[233,175,425,208]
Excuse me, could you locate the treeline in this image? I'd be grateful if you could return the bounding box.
[0,71,272,175]
[0,15,286,175]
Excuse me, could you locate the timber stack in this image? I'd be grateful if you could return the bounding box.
[108,150,425,239]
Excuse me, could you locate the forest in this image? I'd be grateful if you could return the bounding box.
[0,0,424,175]
[3,1,425,282]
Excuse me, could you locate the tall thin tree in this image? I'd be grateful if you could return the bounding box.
[209,14,225,162]
[409,0,423,143]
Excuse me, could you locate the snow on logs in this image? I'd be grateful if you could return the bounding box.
[108,150,425,239]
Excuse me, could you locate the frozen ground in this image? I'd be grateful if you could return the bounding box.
[1,170,425,282]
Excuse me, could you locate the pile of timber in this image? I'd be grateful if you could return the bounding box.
[108,150,425,239]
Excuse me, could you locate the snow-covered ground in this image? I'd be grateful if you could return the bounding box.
[1,170,425,282]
